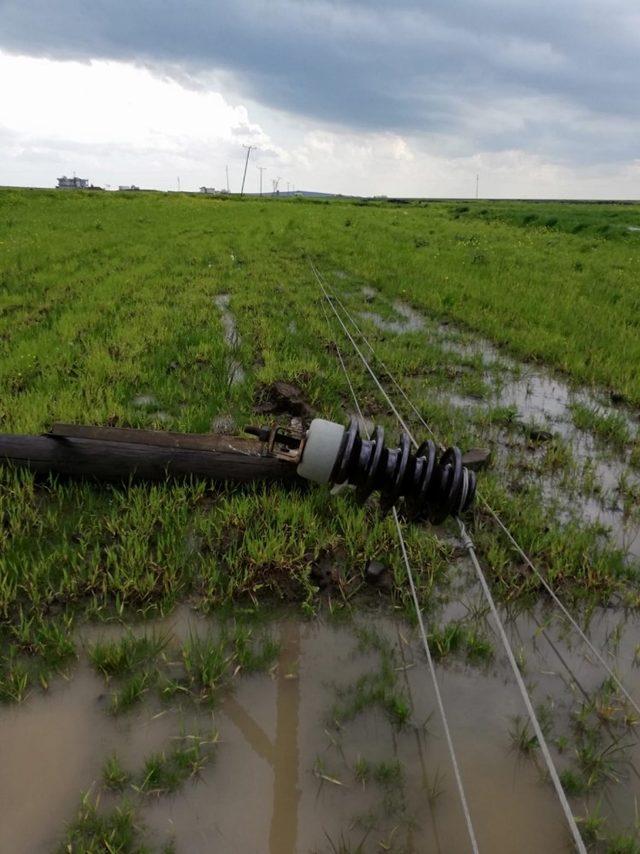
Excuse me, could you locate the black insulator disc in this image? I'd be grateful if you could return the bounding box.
[430,446,464,524]
[461,468,477,512]
[405,439,438,519]
[330,415,360,484]
[355,424,385,503]
[415,439,438,503]
[389,432,411,502]
[378,432,410,514]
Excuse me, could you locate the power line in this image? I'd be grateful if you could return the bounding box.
[312,268,640,720]
[312,262,587,854]
[457,518,585,854]
[395,508,480,853]
[319,298,480,854]
[318,275,615,715]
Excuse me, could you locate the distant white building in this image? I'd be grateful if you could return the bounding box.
[57,176,89,189]
[200,186,218,194]
[118,185,140,191]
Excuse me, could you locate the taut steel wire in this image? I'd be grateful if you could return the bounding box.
[313,262,587,854]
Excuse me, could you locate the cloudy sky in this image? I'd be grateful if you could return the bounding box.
[0,0,638,197]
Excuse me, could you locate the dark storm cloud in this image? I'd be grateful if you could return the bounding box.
[1,0,638,159]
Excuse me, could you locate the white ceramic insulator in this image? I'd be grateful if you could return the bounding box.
[296,418,345,484]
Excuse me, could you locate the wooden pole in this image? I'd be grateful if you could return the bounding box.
[0,426,298,485]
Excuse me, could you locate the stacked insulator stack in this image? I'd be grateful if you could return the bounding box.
[295,417,476,523]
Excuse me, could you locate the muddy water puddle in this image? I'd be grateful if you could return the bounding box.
[360,295,425,334]
[450,357,640,560]
[0,659,188,853]
[2,604,640,852]
[354,286,638,442]
[348,284,640,562]
[214,293,246,385]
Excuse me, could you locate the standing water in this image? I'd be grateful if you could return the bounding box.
[1,604,639,852]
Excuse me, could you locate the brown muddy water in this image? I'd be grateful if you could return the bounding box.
[2,600,640,853]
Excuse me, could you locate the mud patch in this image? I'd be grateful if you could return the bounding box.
[254,380,315,419]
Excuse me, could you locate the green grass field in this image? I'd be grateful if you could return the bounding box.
[1,188,639,696]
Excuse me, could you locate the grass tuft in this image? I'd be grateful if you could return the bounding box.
[58,792,142,853]
[181,633,229,700]
[570,403,631,449]
[88,633,167,680]
[136,733,217,795]
[102,754,131,791]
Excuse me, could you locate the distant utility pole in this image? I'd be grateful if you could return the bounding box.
[475,174,479,200]
[272,176,281,194]
[226,165,230,193]
[240,145,255,196]
[257,166,266,195]
[177,176,181,192]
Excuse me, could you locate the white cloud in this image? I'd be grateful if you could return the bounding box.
[0,52,261,148]
[0,50,638,198]
[0,51,275,189]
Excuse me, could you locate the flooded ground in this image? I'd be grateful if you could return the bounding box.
[2,277,639,852]
[1,599,639,853]
[360,296,425,334]
[352,284,640,564]
[214,293,245,385]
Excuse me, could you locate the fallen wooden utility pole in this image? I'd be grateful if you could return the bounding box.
[0,424,298,484]
[0,422,489,490]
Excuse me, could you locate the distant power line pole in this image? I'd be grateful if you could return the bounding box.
[240,145,255,196]
[226,165,230,193]
[257,166,266,195]
[272,177,281,194]
[177,176,181,192]
[475,174,479,200]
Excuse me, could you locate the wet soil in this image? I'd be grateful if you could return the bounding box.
[254,380,315,420]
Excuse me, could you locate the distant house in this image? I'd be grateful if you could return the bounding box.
[118,185,140,191]
[200,186,218,194]
[57,176,89,189]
